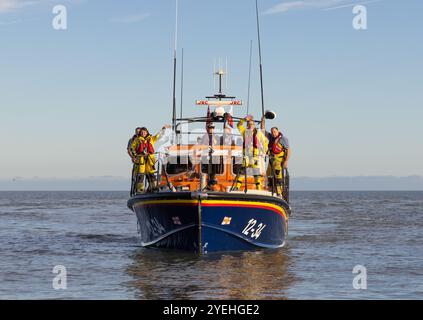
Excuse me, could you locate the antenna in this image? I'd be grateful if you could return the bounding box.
[213,59,216,92]
[180,48,184,119]
[171,0,179,141]
[255,0,265,118]
[225,57,228,90]
[217,57,223,96]
[247,40,253,115]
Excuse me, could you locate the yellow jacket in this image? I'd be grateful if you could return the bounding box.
[131,130,164,164]
[237,119,268,157]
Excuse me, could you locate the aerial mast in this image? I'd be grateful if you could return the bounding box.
[171,0,179,141]
[180,48,184,119]
[255,0,265,119]
[247,40,253,115]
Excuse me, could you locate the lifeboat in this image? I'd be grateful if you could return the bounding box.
[127,85,291,254]
[127,0,291,254]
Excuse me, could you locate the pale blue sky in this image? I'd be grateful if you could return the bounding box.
[0,0,422,179]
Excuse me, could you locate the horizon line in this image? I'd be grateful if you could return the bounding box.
[2,174,423,180]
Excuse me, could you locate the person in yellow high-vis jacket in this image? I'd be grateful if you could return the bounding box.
[235,115,268,190]
[261,117,291,196]
[128,127,142,195]
[131,125,170,193]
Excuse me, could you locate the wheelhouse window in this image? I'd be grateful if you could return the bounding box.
[201,156,224,175]
[165,156,193,175]
[232,156,243,175]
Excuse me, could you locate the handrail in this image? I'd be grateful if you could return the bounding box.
[131,149,289,202]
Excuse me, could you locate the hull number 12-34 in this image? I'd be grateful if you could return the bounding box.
[242,219,266,239]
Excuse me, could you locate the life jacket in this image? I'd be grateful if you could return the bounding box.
[244,129,258,149]
[244,129,259,154]
[270,133,284,155]
[225,113,234,128]
[253,129,258,150]
[137,136,155,155]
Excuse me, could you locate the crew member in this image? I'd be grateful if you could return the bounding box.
[200,123,219,145]
[201,123,219,190]
[220,126,236,147]
[261,118,291,195]
[127,127,142,161]
[128,127,142,195]
[131,125,170,193]
[235,115,268,190]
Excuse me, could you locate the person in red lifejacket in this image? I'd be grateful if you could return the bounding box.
[263,122,291,196]
[131,125,170,193]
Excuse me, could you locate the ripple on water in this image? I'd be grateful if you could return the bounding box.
[0,191,422,299]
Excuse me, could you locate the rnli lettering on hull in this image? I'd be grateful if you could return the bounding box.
[163,304,197,318]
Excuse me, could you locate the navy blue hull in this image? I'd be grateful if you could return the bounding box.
[128,192,290,253]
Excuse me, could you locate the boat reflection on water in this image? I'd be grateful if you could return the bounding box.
[125,247,296,299]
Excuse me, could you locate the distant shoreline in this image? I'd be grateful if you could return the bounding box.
[1,175,423,192]
[1,190,423,192]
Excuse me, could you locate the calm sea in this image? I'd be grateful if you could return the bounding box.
[0,191,422,300]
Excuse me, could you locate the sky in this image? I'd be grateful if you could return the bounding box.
[0,0,422,180]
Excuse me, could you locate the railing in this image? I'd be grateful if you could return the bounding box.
[130,149,290,203]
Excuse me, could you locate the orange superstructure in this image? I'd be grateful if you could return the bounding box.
[161,144,262,192]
